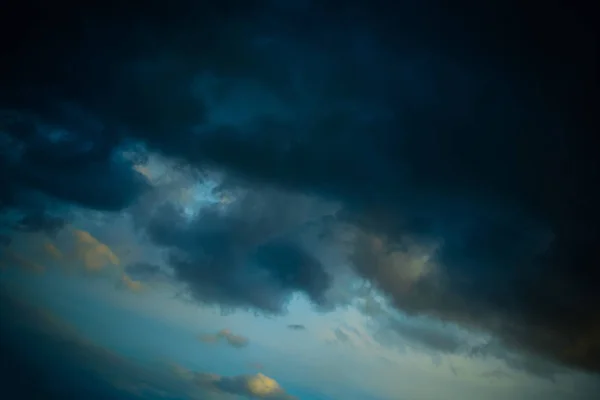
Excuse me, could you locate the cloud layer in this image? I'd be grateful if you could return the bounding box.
[1,0,598,376]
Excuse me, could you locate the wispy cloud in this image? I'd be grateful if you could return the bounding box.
[0,248,45,274]
[480,369,512,380]
[199,329,249,349]
[43,241,63,260]
[119,274,144,293]
[287,324,306,331]
[72,229,119,271]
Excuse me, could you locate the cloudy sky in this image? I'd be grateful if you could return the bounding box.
[0,1,598,399]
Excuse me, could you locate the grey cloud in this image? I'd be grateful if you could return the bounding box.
[480,369,512,380]
[350,232,446,319]
[287,324,305,331]
[334,328,350,343]
[142,187,334,314]
[383,317,469,354]
[329,324,370,347]
[449,364,461,376]
[124,262,173,283]
[368,300,567,380]
[352,227,600,374]
[469,340,566,382]
[13,212,66,236]
[199,329,250,349]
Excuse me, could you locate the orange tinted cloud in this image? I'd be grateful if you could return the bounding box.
[44,241,63,260]
[72,229,119,271]
[120,274,143,292]
[170,364,296,400]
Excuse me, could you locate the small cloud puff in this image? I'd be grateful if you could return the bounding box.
[184,367,296,400]
[198,329,249,349]
[287,324,306,331]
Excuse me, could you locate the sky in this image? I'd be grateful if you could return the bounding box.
[0,1,598,399]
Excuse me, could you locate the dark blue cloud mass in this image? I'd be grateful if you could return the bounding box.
[143,189,333,313]
[0,0,598,376]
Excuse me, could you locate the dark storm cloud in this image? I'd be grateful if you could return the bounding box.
[0,111,149,229]
[373,307,566,379]
[1,0,598,374]
[142,188,333,314]
[13,212,66,236]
